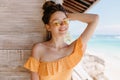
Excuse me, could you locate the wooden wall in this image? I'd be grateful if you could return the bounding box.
[0,0,46,80]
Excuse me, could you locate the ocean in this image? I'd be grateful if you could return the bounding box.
[72,35,120,59]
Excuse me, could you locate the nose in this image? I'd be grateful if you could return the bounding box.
[60,22,65,26]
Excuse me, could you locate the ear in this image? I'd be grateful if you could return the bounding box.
[45,24,51,31]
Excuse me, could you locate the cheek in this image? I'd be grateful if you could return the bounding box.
[66,25,69,28]
[50,27,58,32]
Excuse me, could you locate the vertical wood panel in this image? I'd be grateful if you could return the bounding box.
[0,0,45,79]
[0,33,45,49]
[0,0,46,49]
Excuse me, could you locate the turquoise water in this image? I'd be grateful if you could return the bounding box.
[72,35,120,58]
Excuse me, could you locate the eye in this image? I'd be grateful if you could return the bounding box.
[63,18,69,25]
[55,22,60,26]
[53,21,61,27]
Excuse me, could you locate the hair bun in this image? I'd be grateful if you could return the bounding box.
[42,1,56,10]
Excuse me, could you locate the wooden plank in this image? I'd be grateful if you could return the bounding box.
[0,33,46,49]
[0,10,44,32]
[0,0,45,32]
[63,3,80,12]
[0,72,30,80]
[63,5,78,13]
[0,50,31,66]
[81,0,92,5]
[64,1,84,12]
[0,0,45,80]
[70,0,88,9]
[84,0,96,4]
[74,0,90,7]
[64,0,86,11]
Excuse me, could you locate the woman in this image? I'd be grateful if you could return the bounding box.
[24,1,99,80]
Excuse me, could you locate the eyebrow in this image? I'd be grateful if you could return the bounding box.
[50,18,67,22]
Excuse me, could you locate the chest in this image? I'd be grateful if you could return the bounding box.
[40,45,74,62]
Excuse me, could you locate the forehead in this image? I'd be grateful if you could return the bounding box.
[50,11,67,21]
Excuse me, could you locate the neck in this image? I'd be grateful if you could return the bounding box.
[49,36,66,49]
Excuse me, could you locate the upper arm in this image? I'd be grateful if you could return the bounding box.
[31,43,43,61]
[68,13,99,45]
[30,43,43,80]
[31,72,39,80]
[80,14,99,44]
[68,13,99,55]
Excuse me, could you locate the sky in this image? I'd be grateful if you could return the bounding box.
[69,0,120,35]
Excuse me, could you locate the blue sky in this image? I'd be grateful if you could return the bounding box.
[88,0,120,25]
[69,0,120,35]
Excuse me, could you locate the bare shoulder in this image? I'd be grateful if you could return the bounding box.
[69,40,76,49]
[70,37,86,52]
[31,42,45,61]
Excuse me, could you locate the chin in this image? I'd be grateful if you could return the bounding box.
[59,31,68,36]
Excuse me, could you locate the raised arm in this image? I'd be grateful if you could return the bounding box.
[67,13,99,45]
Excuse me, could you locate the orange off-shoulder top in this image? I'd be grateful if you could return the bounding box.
[24,37,83,80]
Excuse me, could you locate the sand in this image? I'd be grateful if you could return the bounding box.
[87,50,120,80]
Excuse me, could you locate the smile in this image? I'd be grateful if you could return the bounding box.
[59,27,68,31]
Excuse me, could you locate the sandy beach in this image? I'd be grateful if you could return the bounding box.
[104,55,120,80]
[87,50,120,80]
[68,34,120,80]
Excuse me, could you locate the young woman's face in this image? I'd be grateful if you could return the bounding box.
[47,11,69,37]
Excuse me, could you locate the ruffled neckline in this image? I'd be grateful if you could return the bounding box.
[24,37,83,76]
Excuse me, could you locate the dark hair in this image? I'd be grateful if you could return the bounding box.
[42,1,67,41]
[42,1,67,24]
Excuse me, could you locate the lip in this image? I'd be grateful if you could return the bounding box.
[59,27,68,31]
